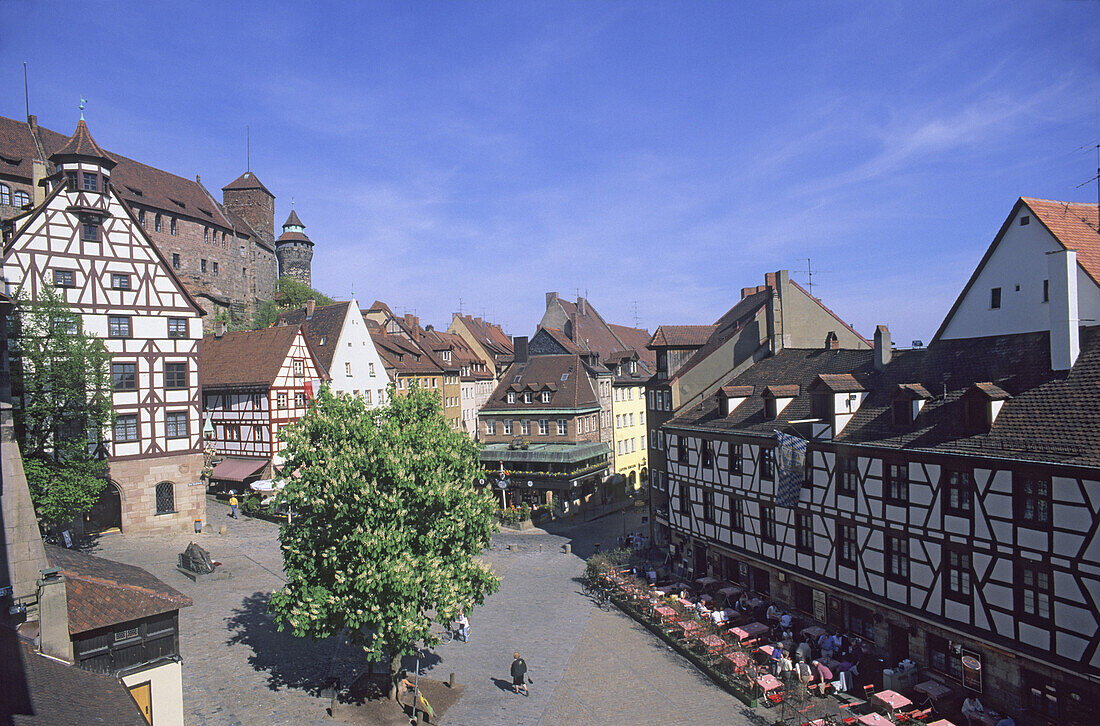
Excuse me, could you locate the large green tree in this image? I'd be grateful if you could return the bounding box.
[11,287,113,527]
[269,384,499,696]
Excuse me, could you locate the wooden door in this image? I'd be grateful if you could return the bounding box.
[128,681,152,724]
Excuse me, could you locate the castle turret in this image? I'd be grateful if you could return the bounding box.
[275,209,314,287]
[221,171,275,247]
[49,119,117,217]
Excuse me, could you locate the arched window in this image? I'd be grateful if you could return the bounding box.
[13,190,30,207]
[155,481,175,514]
[154,213,162,232]
[0,184,10,205]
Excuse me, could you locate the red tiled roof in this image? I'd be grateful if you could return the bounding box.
[222,170,273,196]
[763,384,800,397]
[45,546,191,635]
[483,354,598,411]
[811,373,866,393]
[276,229,312,244]
[200,325,305,388]
[369,329,444,375]
[969,382,1011,400]
[719,385,754,397]
[1022,197,1100,285]
[50,119,116,167]
[283,209,304,227]
[277,301,350,374]
[649,325,717,348]
[608,323,656,366]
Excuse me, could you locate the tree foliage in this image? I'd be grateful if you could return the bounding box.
[269,384,499,688]
[273,276,334,309]
[11,287,112,526]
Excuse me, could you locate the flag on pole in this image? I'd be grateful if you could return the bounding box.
[775,430,808,508]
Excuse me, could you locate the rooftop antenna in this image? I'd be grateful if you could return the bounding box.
[631,300,640,327]
[458,297,464,315]
[246,125,250,172]
[23,62,29,119]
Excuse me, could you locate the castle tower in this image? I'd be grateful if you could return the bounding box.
[221,171,275,248]
[275,209,314,287]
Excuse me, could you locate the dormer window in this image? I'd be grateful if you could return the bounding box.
[630,360,637,374]
[762,385,799,420]
[891,398,912,427]
[507,392,516,404]
[523,392,532,404]
[962,383,1010,431]
[138,209,145,226]
[811,392,833,419]
[65,172,78,191]
[541,391,551,404]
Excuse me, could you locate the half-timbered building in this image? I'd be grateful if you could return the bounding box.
[1,119,206,534]
[199,325,324,488]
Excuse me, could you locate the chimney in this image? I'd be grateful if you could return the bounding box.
[578,298,587,316]
[37,568,73,662]
[513,336,528,363]
[403,313,419,339]
[765,271,777,289]
[31,160,47,206]
[1048,249,1080,371]
[825,331,839,350]
[214,320,227,337]
[874,325,892,371]
[545,291,558,308]
[305,299,316,320]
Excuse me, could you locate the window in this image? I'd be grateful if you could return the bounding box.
[224,423,241,441]
[760,447,775,479]
[155,481,175,514]
[990,287,1001,309]
[926,633,961,681]
[277,392,287,409]
[1020,215,1030,226]
[82,172,98,191]
[81,220,99,241]
[204,227,209,242]
[154,213,162,232]
[728,443,743,474]
[111,362,136,391]
[1022,670,1089,724]
[171,253,180,270]
[137,209,145,226]
[835,454,858,495]
[1017,560,1052,623]
[507,392,516,404]
[165,411,187,439]
[200,259,207,273]
[761,505,776,543]
[886,533,909,581]
[657,431,664,450]
[541,390,551,404]
[0,184,9,204]
[521,420,529,435]
[676,436,688,464]
[943,548,971,600]
[796,511,813,552]
[503,420,512,435]
[110,273,130,290]
[837,522,857,567]
[369,362,375,375]
[538,419,548,435]
[295,391,306,407]
[293,359,304,377]
[891,398,912,427]
[53,269,74,287]
[701,440,713,468]
[485,420,496,435]
[212,261,218,276]
[345,362,352,377]
[1042,279,1049,303]
[679,484,691,515]
[164,362,187,390]
[884,460,907,503]
[942,468,972,517]
[107,316,131,338]
[523,391,532,404]
[557,419,567,435]
[170,217,178,235]
[113,414,138,442]
[168,318,188,338]
[702,489,715,523]
[1015,472,1051,528]
[730,496,743,532]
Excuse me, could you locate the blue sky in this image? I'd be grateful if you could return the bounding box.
[2,1,1097,345]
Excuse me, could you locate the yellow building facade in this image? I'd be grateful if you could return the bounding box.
[611,380,648,491]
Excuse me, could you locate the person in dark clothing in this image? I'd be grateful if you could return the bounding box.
[510,652,529,695]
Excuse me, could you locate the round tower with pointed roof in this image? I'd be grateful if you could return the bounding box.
[275,209,314,287]
[49,119,117,216]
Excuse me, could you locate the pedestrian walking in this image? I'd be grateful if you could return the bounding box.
[229,494,238,519]
[510,652,529,696]
[456,609,470,642]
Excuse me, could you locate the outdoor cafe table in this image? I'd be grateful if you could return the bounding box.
[927,721,958,726]
[696,576,719,587]
[756,674,782,693]
[914,679,953,702]
[701,634,727,653]
[717,586,741,598]
[724,651,751,669]
[801,625,828,640]
[729,621,770,641]
[757,644,779,658]
[857,714,893,726]
[654,606,677,620]
[872,689,912,713]
[678,597,694,608]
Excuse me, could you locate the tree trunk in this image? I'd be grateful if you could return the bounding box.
[388,650,402,701]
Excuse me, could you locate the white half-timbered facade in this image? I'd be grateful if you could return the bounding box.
[1,120,206,534]
[662,324,1100,725]
[200,325,324,486]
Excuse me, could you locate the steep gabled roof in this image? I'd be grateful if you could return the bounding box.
[222,170,273,196]
[368,329,445,375]
[670,289,772,382]
[283,209,304,227]
[483,354,598,411]
[608,323,656,366]
[45,546,192,635]
[49,119,117,168]
[199,325,305,388]
[276,301,351,374]
[649,325,717,348]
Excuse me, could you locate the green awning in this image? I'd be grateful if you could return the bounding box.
[479,442,610,464]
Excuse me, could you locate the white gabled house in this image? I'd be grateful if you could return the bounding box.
[1,119,206,534]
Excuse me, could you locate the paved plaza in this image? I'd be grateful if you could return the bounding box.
[89,499,760,725]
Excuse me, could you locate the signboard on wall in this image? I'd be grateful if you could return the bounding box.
[961,650,982,692]
[813,589,827,623]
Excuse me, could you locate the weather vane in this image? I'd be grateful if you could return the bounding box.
[79,97,87,120]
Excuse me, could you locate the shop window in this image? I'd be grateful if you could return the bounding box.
[926,633,962,682]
